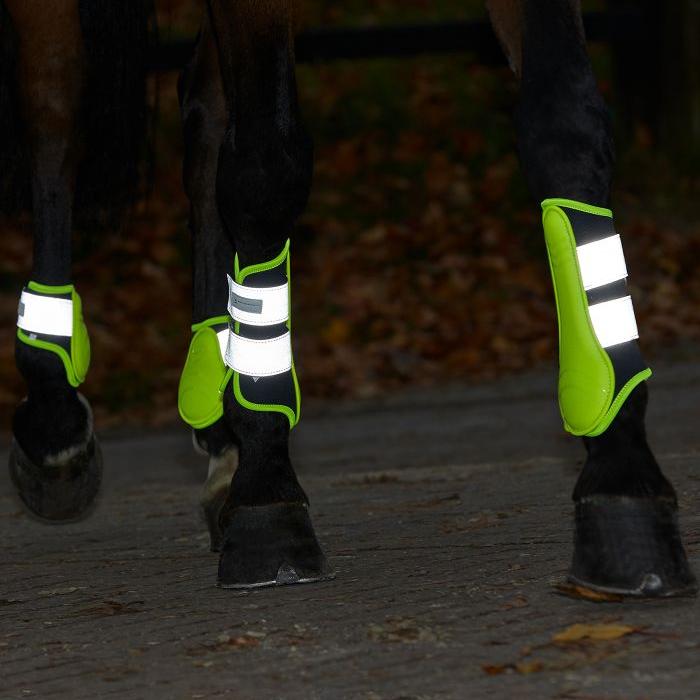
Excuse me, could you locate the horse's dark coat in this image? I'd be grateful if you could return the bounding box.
[0,0,693,592]
[515,0,615,206]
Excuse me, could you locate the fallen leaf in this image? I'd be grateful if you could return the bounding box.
[555,582,624,603]
[218,635,260,649]
[368,617,439,644]
[515,660,544,674]
[321,318,351,345]
[502,595,529,610]
[553,623,639,643]
[482,663,511,675]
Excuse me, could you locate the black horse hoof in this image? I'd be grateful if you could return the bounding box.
[217,502,334,589]
[569,495,698,598]
[8,435,103,523]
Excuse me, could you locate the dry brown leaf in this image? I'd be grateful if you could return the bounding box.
[555,582,624,603]
[502,594,529,610]
[482,663,510,676]
[322,318,351,345]
[515,660,544,674]
[218,635,260,650]
[553,623,638,643]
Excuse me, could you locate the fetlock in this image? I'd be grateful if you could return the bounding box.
[13,281,92,465]
[193,418,238,457]
[9,282,101,521]
[12,371,90,467]
[220,397,307,513]
[573,384,676,503]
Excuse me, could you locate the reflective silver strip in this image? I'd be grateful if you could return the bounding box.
[576,234,628,291]
[216,328,229,362]
[227,275,289,326]
[588,296,639,348]
[17,291,73,337]
[224,331,292,377]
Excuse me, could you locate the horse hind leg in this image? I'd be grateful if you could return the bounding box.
[4,0,101,521]
[489,0,696,596]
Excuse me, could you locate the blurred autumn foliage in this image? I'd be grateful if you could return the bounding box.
[1,0,700,431]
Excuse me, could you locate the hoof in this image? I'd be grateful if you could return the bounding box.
[8,436,103,523]
[200,447,238,552]
[569,495,698,598]
[217,502,334,589]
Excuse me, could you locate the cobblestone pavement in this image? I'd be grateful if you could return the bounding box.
[2,363,700,699]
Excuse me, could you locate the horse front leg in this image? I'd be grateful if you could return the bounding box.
[489,0,696,596]
[183,0,331,588]
[5,0,100,522]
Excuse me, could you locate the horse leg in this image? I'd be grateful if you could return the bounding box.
[178,15,239,552]
[5,0,101,522]
[488,0,696,596]
[184,0,331,587]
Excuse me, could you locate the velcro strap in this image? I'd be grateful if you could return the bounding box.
[576,234,628,291]
[588,295,639,348]
[227,275,289,326]
[17,291,73,337]
[225,331,292,377]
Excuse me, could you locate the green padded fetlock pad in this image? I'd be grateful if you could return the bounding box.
[542,199,651,437]
[178,316,229,430]
[16,281,91,388]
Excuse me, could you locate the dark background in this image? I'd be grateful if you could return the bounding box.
[1,0,699,431]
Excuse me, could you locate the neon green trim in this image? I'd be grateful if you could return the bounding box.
[543,201,642,436]
[585,368,652,437]
[27,280,75,295]
[232,239,301,429]
[233,373,298,427]
[70,288,90,384]
[541,198,612,218]
[178,317,229,429]
[17,283,90,387]
[219,367,233,394]
[191,315,229,333]
[234,239,290,281]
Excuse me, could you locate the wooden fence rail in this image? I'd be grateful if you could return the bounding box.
[148,3,699,164]
[147,12,625,71]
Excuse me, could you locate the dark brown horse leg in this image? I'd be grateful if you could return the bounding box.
[178,15,239,551]
[488,0,696,596]
[203,0,331,588]
[5,0,101,522]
